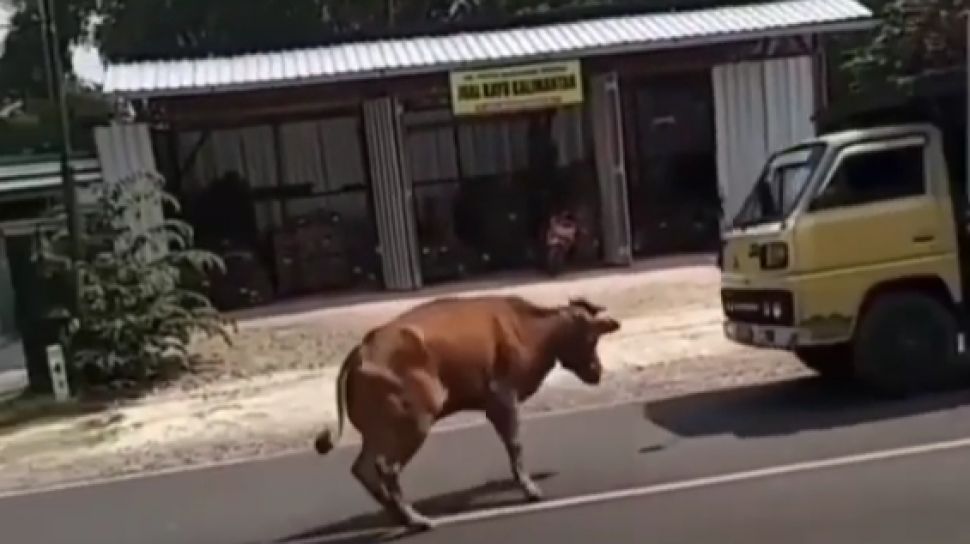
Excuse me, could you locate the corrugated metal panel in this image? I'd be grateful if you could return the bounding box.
[94,123,160,182]
[363,98,422,291]
[276,117,372,224]
[764,56,816,150]
[178,119,371,232]
[403,106,586,183]
[103,0,872,97]
[713,61,770,227]
[94,123,166,258]
[590,72,632,265]
[712,55,816,226]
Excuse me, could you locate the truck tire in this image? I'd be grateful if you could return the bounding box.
[795,345,853,380]
[853,292,966,397]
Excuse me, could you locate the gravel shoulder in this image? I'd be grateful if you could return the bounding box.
[0,256,809,494]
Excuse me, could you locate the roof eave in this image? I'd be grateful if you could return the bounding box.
[106,16,876,100]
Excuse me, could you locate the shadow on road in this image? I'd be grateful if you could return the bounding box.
[278,472,557,544]
[644,376,970,439]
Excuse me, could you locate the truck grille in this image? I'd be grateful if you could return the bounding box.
[721,289,794,326]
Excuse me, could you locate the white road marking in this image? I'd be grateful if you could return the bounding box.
[298,435,970,543]
[438,435,970,525]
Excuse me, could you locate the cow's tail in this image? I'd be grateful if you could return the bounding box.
[314,347,359,455]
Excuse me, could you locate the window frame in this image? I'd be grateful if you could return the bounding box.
[808,135,929,213]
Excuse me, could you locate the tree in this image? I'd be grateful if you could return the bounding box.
[843,0,969,92]
[35,172,232,390]
[0,0,99,100]
[95,0,337,62]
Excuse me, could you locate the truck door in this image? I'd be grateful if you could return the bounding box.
[795,135,957,277]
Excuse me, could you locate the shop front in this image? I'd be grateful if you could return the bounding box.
[624,69,720,258]
[147,98,385,310]
[615,43,821,258]
[92,0,873,309]
[400,60,606,284]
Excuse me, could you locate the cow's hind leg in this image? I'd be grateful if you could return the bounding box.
[351,446,392,511]
[374,414,435,531]
[486,383,543,502]
[376,455,434,531]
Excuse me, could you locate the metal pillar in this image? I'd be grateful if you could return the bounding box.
[362,97,422,291]
[589,72,633,266]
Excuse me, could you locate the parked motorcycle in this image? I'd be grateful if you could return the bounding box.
[543,210,578,276]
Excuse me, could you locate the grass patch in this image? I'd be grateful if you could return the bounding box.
[0,391,107,435]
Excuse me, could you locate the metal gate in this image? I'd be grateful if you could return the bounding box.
[590,72,633,266]
[363,97,422,291]
[712,56,816,227]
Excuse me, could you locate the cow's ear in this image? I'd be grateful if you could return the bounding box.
[569,297,605,316]
[595,317,621,335]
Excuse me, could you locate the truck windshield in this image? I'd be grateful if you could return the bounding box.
[732,143,826,229]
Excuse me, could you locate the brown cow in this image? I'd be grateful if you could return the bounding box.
[313,295,621,530]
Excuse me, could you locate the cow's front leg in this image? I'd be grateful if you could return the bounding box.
[486,383,543,502]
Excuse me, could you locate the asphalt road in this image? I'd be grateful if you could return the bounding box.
[411,445,970,544]
[4,376,970,544]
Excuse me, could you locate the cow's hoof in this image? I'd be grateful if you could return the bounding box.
[522,484,544,502]
[406,513,437,532]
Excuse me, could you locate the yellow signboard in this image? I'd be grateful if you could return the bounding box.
[449,60,584,116]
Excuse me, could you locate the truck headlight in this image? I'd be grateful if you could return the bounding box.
[760,242,788,270]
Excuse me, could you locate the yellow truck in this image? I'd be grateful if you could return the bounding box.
[720,112,970,395]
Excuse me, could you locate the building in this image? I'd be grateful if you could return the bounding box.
[0,154,102,387]
[0,154,102,336]
[91,0,873,308]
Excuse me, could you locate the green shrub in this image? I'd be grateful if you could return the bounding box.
[35,171,234,388]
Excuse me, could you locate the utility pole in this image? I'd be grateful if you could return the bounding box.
[36,0,83,323]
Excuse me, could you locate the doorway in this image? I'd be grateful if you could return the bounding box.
[402,101,600,284]
[626,71,720,258]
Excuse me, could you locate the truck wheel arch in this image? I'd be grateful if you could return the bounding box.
[856,275,958,334]
[853,281,966,396]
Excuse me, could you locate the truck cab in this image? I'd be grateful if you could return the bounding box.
[721,123,970,394]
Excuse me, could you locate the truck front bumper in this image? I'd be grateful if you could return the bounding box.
[723,321,801,350]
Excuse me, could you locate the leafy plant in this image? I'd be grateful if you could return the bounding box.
[35,171,234,389]
[843,0,969,93]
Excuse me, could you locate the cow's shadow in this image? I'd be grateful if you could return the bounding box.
[277,471,557,544]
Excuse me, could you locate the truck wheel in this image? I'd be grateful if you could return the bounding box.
[795,345,853,380]
[853,292,965,397]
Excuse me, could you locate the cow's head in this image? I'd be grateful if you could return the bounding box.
[555,298,621,385]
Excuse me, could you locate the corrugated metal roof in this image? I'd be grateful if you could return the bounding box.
[103,0,873,98]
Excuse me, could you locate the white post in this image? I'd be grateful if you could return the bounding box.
[46,344,71,402]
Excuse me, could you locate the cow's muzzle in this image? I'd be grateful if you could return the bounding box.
[579,360,603,385]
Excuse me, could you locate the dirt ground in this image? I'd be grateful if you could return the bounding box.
[0,255,807,494]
